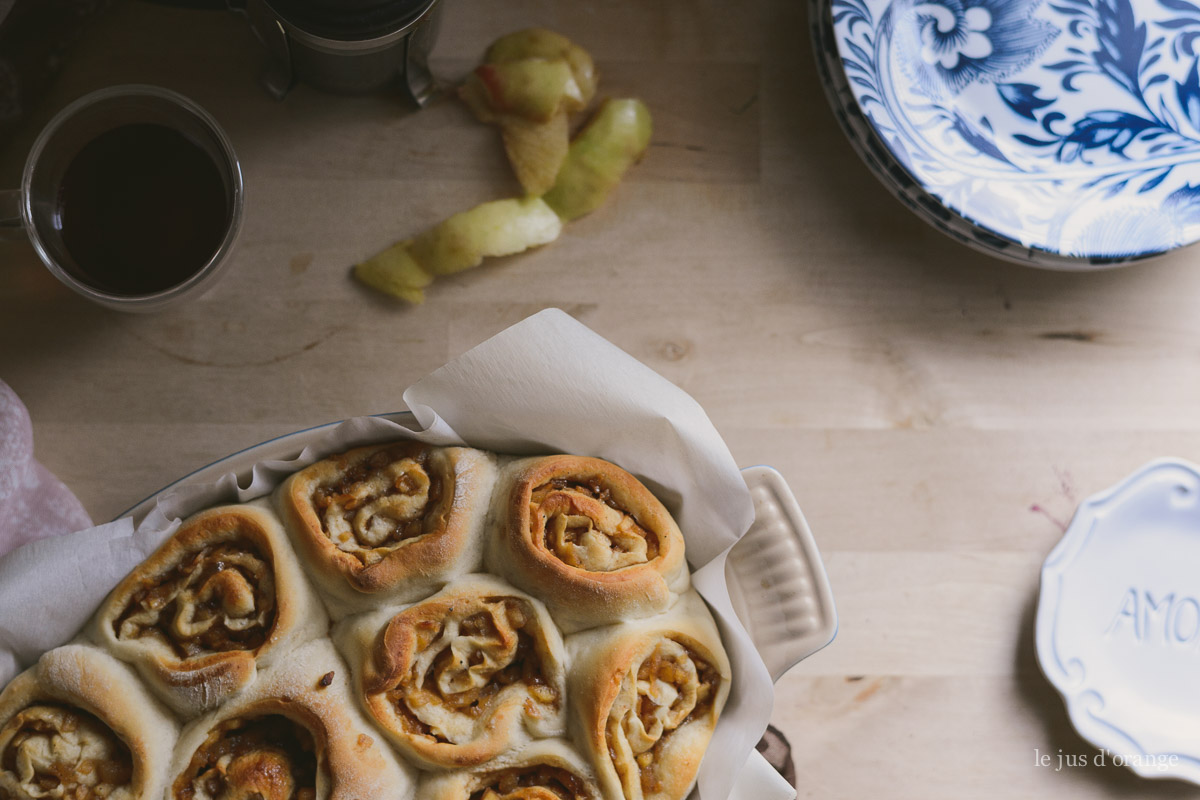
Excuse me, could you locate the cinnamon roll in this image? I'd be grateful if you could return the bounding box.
[168,638,416,800]
[486,456,689,632]
[415,739,601,800]
[334,574,566,770]
[275,443,497,617]
[566,592,731,800]
[0,645,176,800]
[89,501,327,717]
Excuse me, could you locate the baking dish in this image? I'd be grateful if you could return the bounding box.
[112,411,837,796]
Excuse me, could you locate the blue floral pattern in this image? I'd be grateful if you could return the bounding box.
[823,0,1200,264]
[893,0,1060,99]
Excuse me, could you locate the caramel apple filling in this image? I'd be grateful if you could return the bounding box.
[311,445,447,565]
[114,542,276,659]
[604,639,720,798]
[469,765,593,800]
[0,704,133,800]
[173,714,317,800]
[385,597,557,744]
[531,478,659,572]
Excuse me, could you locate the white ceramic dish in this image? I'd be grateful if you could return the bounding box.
[120,412,838,685]
[1037,458,1200,784]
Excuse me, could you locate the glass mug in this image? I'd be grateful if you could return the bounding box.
[0,85,244,312]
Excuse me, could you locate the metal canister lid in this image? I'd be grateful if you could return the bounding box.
[265,0,435,41]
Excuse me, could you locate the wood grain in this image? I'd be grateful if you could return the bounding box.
[2,1,1199,796]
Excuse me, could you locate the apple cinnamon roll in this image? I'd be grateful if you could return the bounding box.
[334,574,566,770]
[169,638,416,800]
[566,592,731,800]
[275,443,497,617]
[415,739,601,800]
[486,455,689,632]
[89,501,327,718]
[0,645,176,800]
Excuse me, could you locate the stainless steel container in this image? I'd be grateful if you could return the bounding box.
[232,0,442,104]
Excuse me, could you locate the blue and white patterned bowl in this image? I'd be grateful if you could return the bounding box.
[814,0,1200,268]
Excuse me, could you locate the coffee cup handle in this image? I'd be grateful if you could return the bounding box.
[0,190,24,236]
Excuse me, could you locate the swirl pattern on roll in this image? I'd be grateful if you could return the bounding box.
[0,704,133,800]
[171,713,316,800]
[276,444,496,615]
[426,765,593,800]
[414,739,601,800]
[341,575,566,769]
[468,767,585,800]
[605,638,720,799]
[166,638,416,800]
[0,645,178,800]
[312,444,444,561]
[114,542,275,658]
[566,592,731,800]
[90,502,327,717]
[531,478,657,571]
[488,456,689,632]
[384,596,553,736]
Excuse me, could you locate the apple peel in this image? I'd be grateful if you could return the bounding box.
[458,28,597,195]
[544,98,653,222]
[354,197,562,304]
[483,28,597,108]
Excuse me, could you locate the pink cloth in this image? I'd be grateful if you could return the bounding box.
[0,380,91,557]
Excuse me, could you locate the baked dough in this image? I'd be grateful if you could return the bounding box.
[88,500,327,717]
[486,455,689,632]
[0,644,177,800]
[275,443,497,618]
[415,738,602,800]
[168,638,416,800]
[334,574,566,770]
[565,592,731,800]
[2,444,738,800]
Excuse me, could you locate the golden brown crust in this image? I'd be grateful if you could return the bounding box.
[88,501,327,718]
[168,638,416,800]
[171,702,321,800]
[275,444,497,617]
[0,645,177,800]
[487,456,689,632]
[415,739,602,800]
[336,574,566,770]
[566,593,731,800]
[2,442,734,800]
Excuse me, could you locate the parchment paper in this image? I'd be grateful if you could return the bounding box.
[0,308,790,800]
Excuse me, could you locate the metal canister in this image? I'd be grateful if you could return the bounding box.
[235,0,442,104]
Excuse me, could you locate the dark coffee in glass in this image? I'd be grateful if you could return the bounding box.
[57,122,232,296]
[3,85,243,312]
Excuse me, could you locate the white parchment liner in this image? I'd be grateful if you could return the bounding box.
[0,308,790,800]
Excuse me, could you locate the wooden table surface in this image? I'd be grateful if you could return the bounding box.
[4,1,1200,797]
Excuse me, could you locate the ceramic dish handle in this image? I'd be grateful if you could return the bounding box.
[726,466,837,682]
